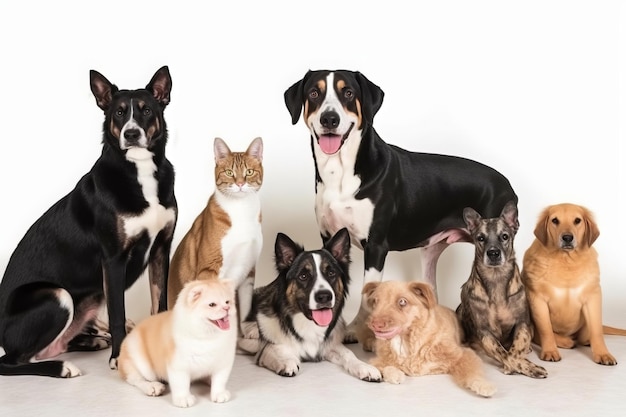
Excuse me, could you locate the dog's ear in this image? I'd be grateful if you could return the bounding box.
[362,282,380,304]
[214,137,232,162]
[408,282,437,309]
[284,72,310,125]
[90,70,119,111]
[274,233,303,271]
[533,207,551,246]
[500,200,520,234]
[463,207,482,232]
[582,207,600,247]
[146,66,172,107]
[355,71,384,126]
[324,227,351,266]
[246,137,264,161]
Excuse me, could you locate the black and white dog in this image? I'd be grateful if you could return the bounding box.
[238,228,381,382]
[0,66,177,377]
[284,70,518,340]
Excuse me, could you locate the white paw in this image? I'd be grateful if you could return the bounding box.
[211,389,231,403]
[469,379,497,397]
[277,360,300,377]
[109,357,118,370]
[172,393,196,408]
[61,361,82,378]
[355,363,382,382]
[142,381,166,397]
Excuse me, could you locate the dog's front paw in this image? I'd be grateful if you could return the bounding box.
[60,361,82,378]
[109,357,118,370]
[382,366,404,384]
[593,352,618,366]
[172,393,196,408]
[141,381,166,397]
[468,379,497,397]
[522,360,548,379]
[211,389,231,403]
[356,363,382,382]
[277,361,300,377]
[539,348,562,362]
[241,321,260,339]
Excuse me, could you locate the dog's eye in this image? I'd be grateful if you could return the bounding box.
[225,169,234,177]
[501,233,509,241]
[344,89,355,100]
[246,169,254,176]
[476,235,485,242]
[551,218,560,225]
[574,217,582,225]
[143,107,152,116]
[309,89,319,100]
[115,108,125,117]
[298,273,309,282]
[398,298,408,307]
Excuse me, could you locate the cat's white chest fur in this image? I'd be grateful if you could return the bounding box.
[313,131,374,250]
[214,190,262,286]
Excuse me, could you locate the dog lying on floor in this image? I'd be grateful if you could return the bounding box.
[456,201,547,379]
[522,203,626,365]
[237,228,381,382]
[361,280,496,397]
[284,69,518,341]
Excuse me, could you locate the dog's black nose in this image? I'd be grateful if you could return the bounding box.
[124,129,141,142]
[320,110,340,129]
[487,249,501,261]
[562,234,574,243]
[315,290,333,304]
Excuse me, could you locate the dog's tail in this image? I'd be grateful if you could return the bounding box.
[603,325,626,336]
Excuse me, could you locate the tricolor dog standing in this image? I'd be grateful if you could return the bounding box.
[0,66,177,377]
[284,70,518,340]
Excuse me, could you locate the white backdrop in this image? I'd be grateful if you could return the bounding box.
[1,0,624,327]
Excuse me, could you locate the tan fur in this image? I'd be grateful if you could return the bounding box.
[167,138,263,343]
[118,280,237,407]
[362,281,496,397]
[522,203,625,365]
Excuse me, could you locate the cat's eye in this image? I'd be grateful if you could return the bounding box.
[225,169,234,177]
[246,169,254,176]
[208,302,217,307]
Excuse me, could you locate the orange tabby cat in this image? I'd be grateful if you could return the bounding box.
[167,137,263,339]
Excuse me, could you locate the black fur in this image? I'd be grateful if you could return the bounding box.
[0,66,177,377]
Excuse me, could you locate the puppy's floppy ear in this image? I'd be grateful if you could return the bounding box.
[500,200,520,234]
[355,71,384,126]
[324,227,351,266]
[274,233,303,271]
[146,65,172,107]
[533,207,551,246]
[408,282,437,309]
[284,71,310,125]
[582,207,600,247]
[90,69,119,111]
[463,207,482,232]
[362,282,380,299]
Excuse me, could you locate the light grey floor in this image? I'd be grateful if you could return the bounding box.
[1,336,625,417]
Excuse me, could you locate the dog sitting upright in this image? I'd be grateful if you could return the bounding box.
[238,228,381,382]
[284,70,518,340]
[456,201,547,379]
[0,66,177,377]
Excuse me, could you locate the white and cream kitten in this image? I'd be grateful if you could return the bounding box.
[118,278,237,408]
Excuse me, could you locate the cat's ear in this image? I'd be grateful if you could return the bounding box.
[324,228,351,265]
[183,281,206,307]
[274,232,303,271]
[246,137,263,161]
[214,137,232,162]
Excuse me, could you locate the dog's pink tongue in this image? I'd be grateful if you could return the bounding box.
[213,316,230,330]
[318,134,342,155]
[312,309,333,326]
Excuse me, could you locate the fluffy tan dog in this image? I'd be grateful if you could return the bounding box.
[118,279,237,407]
[362,280,496,397]
[522,203,626,365]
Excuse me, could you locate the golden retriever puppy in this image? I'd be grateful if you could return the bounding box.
[362,280,496,397]
[522,203,626,365]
